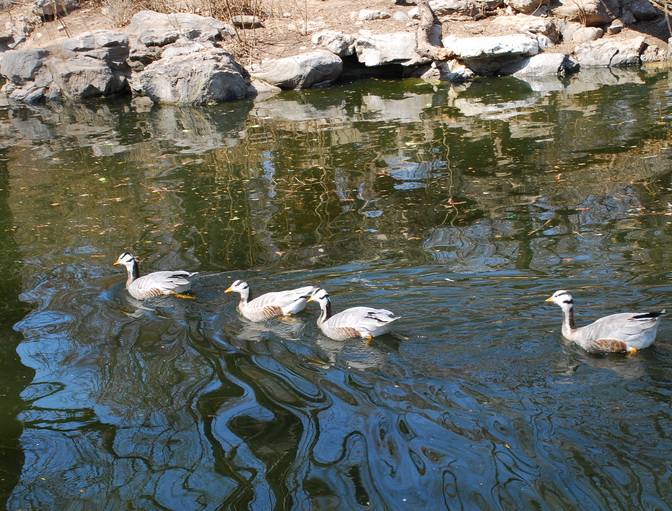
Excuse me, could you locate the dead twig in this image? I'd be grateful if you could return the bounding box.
[527,218,553,236]
[415,0,455,61]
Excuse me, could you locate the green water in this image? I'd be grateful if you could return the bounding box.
[1,68,672,510]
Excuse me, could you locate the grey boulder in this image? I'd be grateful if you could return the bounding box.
[137,48,250,104]
[249,50,343,90]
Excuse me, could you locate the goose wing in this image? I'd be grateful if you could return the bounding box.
[328,306,399,337]
[250,286,318,315]
[575,310,665,349]
[129,270,196,298]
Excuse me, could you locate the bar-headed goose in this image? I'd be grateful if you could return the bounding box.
[545,289,665,354]
[307,287,399,341]
[113,252,197,300]
[225,280,318,322]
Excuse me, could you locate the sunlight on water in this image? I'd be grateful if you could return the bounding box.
[1,68,672,510]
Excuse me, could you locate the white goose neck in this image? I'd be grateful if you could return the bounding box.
[127,260,140,285]
[317,299,332,326]
[561,304,576,336]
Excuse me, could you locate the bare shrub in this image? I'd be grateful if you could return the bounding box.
[100,0,264,27]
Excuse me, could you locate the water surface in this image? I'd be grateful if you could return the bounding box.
[1,68,672,510]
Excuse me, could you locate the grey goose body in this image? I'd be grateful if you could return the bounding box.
[225,280,318,322]
[114,252,196,300]
[546,290,665,354]
[307,287,399,341]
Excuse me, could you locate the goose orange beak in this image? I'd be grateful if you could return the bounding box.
[224,286,234,293]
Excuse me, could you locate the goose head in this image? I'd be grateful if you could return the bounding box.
[225,280,251,300]
[307,288,333,322]
[307,287,330,308]
[545,290,574,312]
[113,252,138,268]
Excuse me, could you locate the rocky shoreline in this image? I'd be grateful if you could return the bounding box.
[0,0,669,105]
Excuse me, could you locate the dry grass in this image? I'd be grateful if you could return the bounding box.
[102,0,265,27]
[99,0,310,64]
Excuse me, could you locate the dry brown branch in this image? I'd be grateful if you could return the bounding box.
[415,0,455,61]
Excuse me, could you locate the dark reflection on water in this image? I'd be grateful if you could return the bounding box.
[2,68,672,509]
[0,150,34,510]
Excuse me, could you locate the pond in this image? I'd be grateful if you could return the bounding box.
[1,66,672,510]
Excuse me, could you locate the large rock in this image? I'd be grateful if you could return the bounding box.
[572,27,604,43]
[52,29,130,99]
[409,0,479,18]
[553,0,619,26]
[442,33,541,76]
[0,49,49,85]
[126,10,235,41]
[249,50,343,89]
[137,48,250,104]
[505,0,550,14]
[354,32,427,67]
[573,36,646,67]
[61,30,129,66]
[46,57,128,98]
[312,30,355,56]
[126,11,235,75]
[0,30,131,102]
[626,0,660,21]
[3,55,128,102]
[0,17,34,51]
[488,15,560,43]
[443,33,540,60]
[519,18,561,43]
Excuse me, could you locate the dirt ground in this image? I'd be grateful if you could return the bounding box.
[4,0,671,67]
